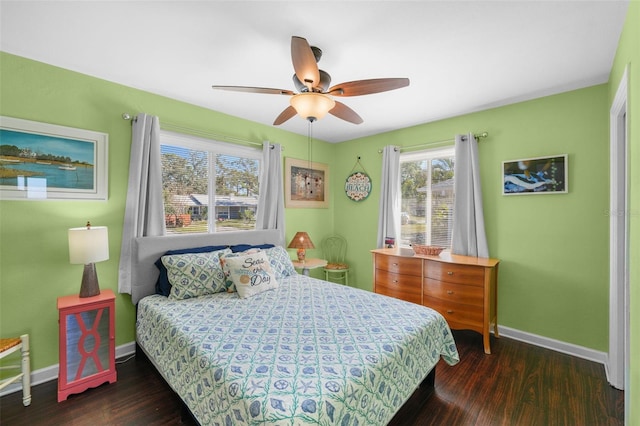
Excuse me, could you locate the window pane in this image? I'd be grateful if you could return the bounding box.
[214,154,259,232]
[430,157,455,247]
[400,149,454,248]
[160,144,260,235]
[161,145,209,234]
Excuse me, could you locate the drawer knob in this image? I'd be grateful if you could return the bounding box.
[446,310,454,314]
[446,290,454,295]
[392,280,398,284]
[392,263,398,266]
[447,271,454,275]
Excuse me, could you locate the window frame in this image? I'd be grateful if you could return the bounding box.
[159,130,262,234]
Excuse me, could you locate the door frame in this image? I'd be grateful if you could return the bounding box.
[607,66,629,392]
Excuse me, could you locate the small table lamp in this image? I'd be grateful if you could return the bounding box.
[288,231,315,262]
[68,222,109,298]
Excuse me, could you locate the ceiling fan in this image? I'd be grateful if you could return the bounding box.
[212,36,410,125]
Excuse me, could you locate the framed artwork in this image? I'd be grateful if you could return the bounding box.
[285,157,329,208]
[502,154,567,195]
[0,116,108,200]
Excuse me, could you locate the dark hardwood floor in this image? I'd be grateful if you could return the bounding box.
[1,330,624,425]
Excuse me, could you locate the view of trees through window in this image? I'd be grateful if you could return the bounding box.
[160,144,260,234]
[400,147,455,248]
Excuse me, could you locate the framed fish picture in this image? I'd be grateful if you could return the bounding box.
[502,154,567,195]
[0,116,108,200]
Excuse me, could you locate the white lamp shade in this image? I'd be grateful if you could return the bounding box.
[68,226,109,265]
[290,93,336,121]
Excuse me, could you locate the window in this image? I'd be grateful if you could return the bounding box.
[400,146,455,248]
[160,131,261,234]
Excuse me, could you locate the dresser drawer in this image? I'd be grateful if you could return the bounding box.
[423,278,483,307]
[375,269,422,304]
[423,296,483,329]
[424,259,484,286]
[375,254,422,276]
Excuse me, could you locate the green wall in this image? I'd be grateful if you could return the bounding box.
[335,85,610,352]
[0,54,615,361]
[0,52,334,370]
[1,4,636,418]
[608,1,638,423]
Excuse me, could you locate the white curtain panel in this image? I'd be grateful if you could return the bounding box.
[377,145,401,248]
[452,133,489,258]
[118,113,166,294]
[255,142,285,241]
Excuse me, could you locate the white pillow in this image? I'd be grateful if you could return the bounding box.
[222,250,278,299]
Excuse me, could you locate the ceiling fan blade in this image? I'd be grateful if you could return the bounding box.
[327,78,410,96]
[273,105,298,125]
[212,85,295,96]
[329,101,363,124]
[291,36,320,90]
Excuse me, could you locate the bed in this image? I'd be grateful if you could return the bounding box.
[132,230,459,425]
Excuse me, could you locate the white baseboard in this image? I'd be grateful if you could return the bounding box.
[0,341,136,397]
[2,330,609,398]
[496,325,608,365]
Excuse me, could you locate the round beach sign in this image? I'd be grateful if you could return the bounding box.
[344,171,372,201]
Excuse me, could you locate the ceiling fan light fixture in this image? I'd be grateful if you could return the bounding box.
[214,36,408,126]
[290,92,335,122]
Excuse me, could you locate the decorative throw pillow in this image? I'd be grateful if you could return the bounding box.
[223,250,278,299]
[262,246,297,278]
[154,245,228,296]
[162,251,228,300]
[220,248,261,292]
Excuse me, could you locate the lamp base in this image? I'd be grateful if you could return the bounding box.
[296,248,306,262]
[79,263,101,298]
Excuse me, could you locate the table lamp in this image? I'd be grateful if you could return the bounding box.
[288,231,315,262]
[68,222,109,298]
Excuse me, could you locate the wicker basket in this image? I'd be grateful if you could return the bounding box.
[412,245,443,256]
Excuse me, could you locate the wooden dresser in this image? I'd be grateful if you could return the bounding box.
[372,247,500,354]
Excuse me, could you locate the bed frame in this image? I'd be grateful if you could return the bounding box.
[130,229,437,424]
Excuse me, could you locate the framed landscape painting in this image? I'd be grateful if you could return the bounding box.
[0,116,108,200]
[285,157,329,208]
[502,154,567,195]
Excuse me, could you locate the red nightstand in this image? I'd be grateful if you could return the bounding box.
[57,289,116,402]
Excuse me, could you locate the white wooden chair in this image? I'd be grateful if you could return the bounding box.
[0,334,31,406]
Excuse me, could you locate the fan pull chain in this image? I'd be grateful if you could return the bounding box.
[307,119,313,196]
[308,119,313,171]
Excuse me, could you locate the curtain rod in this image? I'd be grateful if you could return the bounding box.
[121,113,280,150]
[377,131,488,154]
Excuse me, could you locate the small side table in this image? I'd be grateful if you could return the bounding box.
[292,258,328,276]
[57,289,116,402]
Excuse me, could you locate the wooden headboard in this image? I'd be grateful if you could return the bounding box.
[130,229,285,304]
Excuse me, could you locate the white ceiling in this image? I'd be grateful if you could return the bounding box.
[0,1,629,143]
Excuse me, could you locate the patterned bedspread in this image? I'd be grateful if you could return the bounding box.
[137,274,459,425]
